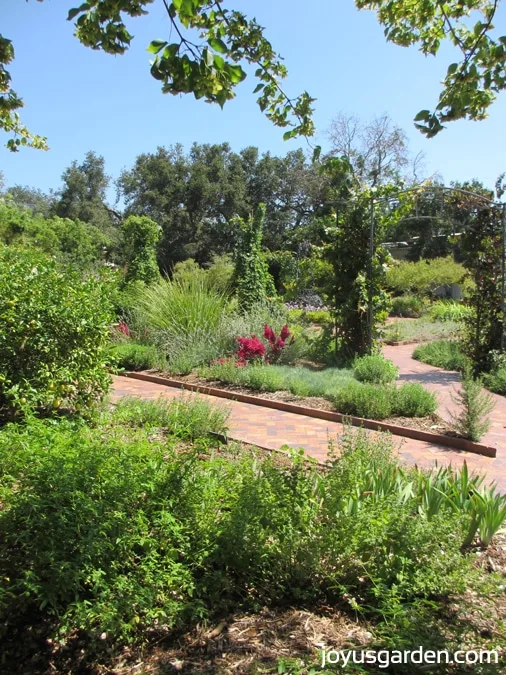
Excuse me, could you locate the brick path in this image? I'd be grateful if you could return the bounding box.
[383,344,506,452]
[112,367,506,492]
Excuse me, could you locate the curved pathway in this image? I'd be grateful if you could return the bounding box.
[383,344,506,453]
[112,367,506,493]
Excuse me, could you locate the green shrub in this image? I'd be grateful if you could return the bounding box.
[386,257,466,297]
[333,381,395,419]
[0,419,481,661]
[390,294,424,318]
[108,343,166,371]
[353,354,399,384]
[0,246,113,417]
[483,366,506,395]
[393,383,437,417]
[413,340,469,371]
[428,300,472,323]
[121,215,161,285]
[113,394,229,438]
[450,369,495,442]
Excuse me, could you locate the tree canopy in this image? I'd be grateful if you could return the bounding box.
[2,0,506,150]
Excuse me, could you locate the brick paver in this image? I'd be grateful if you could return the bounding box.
[112,371,506,492]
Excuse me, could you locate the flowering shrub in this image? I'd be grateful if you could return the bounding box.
[236,336,266,363]
[263,323,294,362]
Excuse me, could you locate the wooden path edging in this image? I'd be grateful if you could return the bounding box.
[125,372,497,459]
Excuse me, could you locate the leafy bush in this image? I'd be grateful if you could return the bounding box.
[233,204,275,311]
[0,246,113,417]
[413,340,469,371]
[1,417,487,662]
[108,343,166,371]
[483,366,506,395]
[287,308,333,326]
[390,294,425,318]
[353,354,398,384]
[428,300,472,323]
[393,383,437,417]
[333,381,395,419]
[386,257,466,297]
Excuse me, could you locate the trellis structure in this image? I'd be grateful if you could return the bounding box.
[329,185,506,356]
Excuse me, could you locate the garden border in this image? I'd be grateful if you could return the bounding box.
[125,372,497,458]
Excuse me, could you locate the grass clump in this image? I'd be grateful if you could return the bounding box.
[428,300,473,323]
[353,354,398,384]
[108,342,166,371]
[413,339,469,371]
[128,276,231,373]
[113,394,229,439]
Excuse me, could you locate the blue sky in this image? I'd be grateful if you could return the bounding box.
[1,0,506,200]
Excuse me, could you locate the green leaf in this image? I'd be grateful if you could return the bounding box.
[213,54,225,70]
[208,38,228,54]
[67,3,91,21]
[414,109,430,122]
[227,65,246,84]
[283,130,296,141]
[147,40,168,54]
[253,83,264,94]
[447,63,458,75]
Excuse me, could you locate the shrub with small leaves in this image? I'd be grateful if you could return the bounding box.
[0,245,113,417]
[353,354,398,384]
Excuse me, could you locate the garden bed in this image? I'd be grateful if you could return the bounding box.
[127,371,497,457]
[158,370,455,435]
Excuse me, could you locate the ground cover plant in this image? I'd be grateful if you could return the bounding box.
[1,407,505,673]
[384,317,459,344]
[198,361,436,420]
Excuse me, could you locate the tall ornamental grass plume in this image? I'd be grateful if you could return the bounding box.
[129,275,230,372]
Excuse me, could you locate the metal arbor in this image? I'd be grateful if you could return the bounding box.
[329,184,506,356]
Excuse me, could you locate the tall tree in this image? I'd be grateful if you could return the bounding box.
[5,185,54,218]
[54,151,116,236]
[327,113,420,187]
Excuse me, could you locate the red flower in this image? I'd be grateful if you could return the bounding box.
[264,324,276,343]
[117,322,130,336]
[236,335,266,363]
[280,324,290,341]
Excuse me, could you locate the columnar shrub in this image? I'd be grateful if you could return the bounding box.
[233,204,275,311]
[0,246,114,416]
[121,215,161,285]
